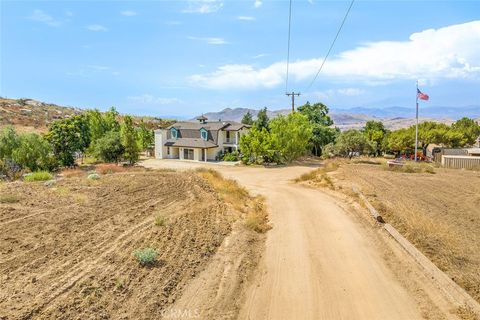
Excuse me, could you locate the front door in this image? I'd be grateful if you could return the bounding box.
[183,148,194,160]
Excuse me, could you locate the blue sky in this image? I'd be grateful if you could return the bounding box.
[1,0,479,118]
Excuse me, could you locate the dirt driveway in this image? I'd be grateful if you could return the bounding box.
[142,159,460,320]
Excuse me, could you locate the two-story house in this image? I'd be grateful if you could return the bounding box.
[154,116,250,161]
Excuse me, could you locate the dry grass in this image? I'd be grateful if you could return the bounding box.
[457,304,480,320]
[196,168,270,233]
[95,163,127,175]
[334,163,480,304]
[383,162,436,174]
[0,194,20,203]
[244,196,270,233]
[294,160,339,189]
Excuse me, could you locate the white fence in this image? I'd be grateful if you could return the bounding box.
[442,155,480,169]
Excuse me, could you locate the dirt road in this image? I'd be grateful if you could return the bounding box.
[142,160,458,319]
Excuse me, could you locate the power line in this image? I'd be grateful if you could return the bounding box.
[305,0,355,92]
[285,0,293,93]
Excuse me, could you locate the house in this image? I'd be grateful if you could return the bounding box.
[154,116,250,161]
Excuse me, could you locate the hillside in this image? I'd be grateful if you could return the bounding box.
[0,98,173,133]
[197,107,463,130]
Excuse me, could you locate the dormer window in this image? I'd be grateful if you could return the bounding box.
[200,128,208,141]
[170,127,178,139]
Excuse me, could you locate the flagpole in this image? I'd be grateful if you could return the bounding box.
[414,80,419,162]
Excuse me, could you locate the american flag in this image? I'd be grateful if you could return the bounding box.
[417,88,429,101]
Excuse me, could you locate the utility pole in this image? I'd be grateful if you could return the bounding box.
[414,80,419,162]
[286,91,300,112]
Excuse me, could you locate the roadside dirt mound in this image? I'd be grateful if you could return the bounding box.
[0,170,258,319]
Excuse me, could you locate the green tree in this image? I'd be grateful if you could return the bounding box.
[451,117,480,146]
[241,111,254,125]
[254,107,270,130]
[385,128,415,155]
[239,126,275,164]
[12,133,57,171]
[45,115,90,166]
[0,127,21,161]
[121,115,140,165]
[334,129,369,158]
[136,121,154,151]
[104,107,121,132]
[269,112,313,163]
[363,120,387,156]
[298,101,338,156]
[93,131,125,163]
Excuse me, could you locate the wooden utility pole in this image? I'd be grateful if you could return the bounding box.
[286,91,300,112]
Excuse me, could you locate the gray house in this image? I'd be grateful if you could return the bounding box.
[154,116,250,161]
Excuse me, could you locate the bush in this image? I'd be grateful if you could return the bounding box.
[0,159,24,181]
[24,171,53,182]
[222,151,239,161]
[12,133,58,172]
[133,247,158,266]
[87,173,100,180]
[92,131,125,163]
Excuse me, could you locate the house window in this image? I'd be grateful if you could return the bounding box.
[167,147,170,155]
[200,128,208,141]
[170,128,178,139]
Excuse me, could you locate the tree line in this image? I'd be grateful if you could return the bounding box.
[0,107,154,178]
[238,103,480,164]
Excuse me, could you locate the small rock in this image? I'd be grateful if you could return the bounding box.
[44,180,57,187]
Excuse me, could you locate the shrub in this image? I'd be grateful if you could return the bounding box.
[222,151,239,162]
[0,194,20,203]
[0,159,24,181]
[24,171,53,182]
[154,215,166,226]
[92,131,125,163]
[133,247,158,266]
[87,173,100,180]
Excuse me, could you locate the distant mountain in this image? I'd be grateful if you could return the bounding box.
[332,105,480,119]
[194,106,479,131]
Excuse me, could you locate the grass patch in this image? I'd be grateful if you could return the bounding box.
[133,247,158,266]
[245,197,271,233]
[154,215,167,226]
[0,194,20,203]
[24,171,53,182]
[383,162,436,174]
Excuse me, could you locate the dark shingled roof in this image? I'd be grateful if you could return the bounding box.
[164,138,217,149]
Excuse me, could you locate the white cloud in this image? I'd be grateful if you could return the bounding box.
[312,88,365,100]
[28,9,61,27]
[254,0,262,8]
[183,0,223,14]
[253,53,269,59]
[189,21,480,90]
[88,65,109,71]
[128,94,182,105]
[188,36,228,45]
[87,24,108,32]
[121,10,138,16]
[237,16,255,21]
